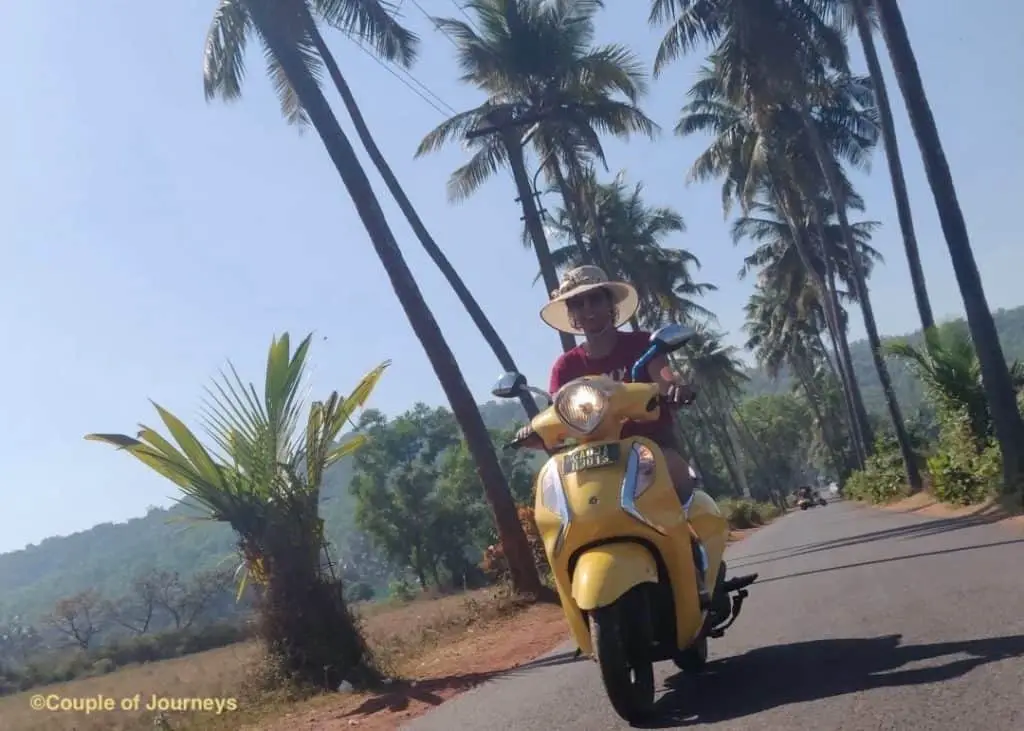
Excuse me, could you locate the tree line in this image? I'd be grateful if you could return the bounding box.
[0,568,244,695]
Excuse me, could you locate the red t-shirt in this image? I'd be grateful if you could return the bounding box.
[548,330,674,443]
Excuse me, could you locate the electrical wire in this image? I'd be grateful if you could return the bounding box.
[339,32,458,118]
[408,0,460,48]
[447,0,482,33]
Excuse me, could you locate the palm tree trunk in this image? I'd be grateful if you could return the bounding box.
[816,212,873,460]
[547,160,592,264]
[674,416,708,484]
[576,169,616,274]
[501,129,576,353]
[696,398,747,496]
[792,359,846,473]
[250,6,543,596]
[801,115,923,493]
[816,332,842,384]
[773,182,869,463]
[307,23,538,419]
[727,394,788,498]
[851,0,934,332]
[812,330,860,470]
[873,0,1024,493]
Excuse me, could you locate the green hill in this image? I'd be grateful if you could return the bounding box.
[2,305,1021,623]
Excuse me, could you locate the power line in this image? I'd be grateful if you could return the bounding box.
[407,0,460,48]
[340,32,458,118]
[448,0,482,33]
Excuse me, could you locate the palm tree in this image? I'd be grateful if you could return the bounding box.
[88,334,387,688]
[675,326,752,497]
[744,281,854,475]
[735,194,883,468]
[203,0,543,597]
[543,169,717,328]
[832,0,933,331]
[659,0,923,491]
[870,0,1024,491]
[203,0,539,419]
[676,61,875,458]
[886,325,1024,451]
[417,0,657,341]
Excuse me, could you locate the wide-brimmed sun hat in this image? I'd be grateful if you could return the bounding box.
[539,265,639,335]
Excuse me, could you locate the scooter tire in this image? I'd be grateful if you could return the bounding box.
[590,599,655,724]
[673,634,708,673]
[800,504,809,510]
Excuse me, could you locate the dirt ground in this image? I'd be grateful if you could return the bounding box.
[877,492,1024,531]
[251,602,570,730]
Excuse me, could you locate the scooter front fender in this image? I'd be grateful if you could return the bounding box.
[571,542,658,611]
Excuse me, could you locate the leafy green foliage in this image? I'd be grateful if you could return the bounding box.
[350,406,537,592]
[718,499,781,529]
[926,409,1002,506]
[843,435,916,503]
[735,394,814,493]
[885,322,1024,442]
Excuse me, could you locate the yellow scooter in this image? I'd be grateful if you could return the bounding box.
[491,324,757,724]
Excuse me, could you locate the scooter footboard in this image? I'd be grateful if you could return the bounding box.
[571,542,659,611]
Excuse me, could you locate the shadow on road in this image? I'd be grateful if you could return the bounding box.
[756,538,1024,584]
[507,649,584,674]
[348,649,583,717]
[733,508,1010,570]
[640,633,1024,728]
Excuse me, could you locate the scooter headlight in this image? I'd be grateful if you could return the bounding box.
[554,382,608,435]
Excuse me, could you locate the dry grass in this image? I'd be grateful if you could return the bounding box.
[0,586,544,731]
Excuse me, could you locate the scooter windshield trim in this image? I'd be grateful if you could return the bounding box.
[540,461,571,557]
[620,442,667,535]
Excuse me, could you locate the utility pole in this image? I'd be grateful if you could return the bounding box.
[466,108,576,353]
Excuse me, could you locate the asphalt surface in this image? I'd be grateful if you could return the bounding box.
[406,499,1024,730]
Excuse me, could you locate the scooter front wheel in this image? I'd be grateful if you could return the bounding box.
[673,634,708,672]
[589,597,655,724]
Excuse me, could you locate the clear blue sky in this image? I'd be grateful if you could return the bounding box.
[1,1,1021,554]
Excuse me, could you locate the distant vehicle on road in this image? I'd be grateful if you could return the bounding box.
[796,486,827,510]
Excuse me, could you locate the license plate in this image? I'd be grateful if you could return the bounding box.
[563,444,620,474]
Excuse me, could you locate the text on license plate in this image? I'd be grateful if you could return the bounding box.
[562,443,621,474]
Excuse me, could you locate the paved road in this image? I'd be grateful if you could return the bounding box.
[407,500,1024,730]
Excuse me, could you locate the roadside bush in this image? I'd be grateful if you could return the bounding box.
[388,578,416,602]
[720,498,780,529]
[927,408,1001,505]
[480,506,548,581]
[842,436,913,504]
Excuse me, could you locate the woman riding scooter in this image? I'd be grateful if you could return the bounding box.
[521,265,710,600]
